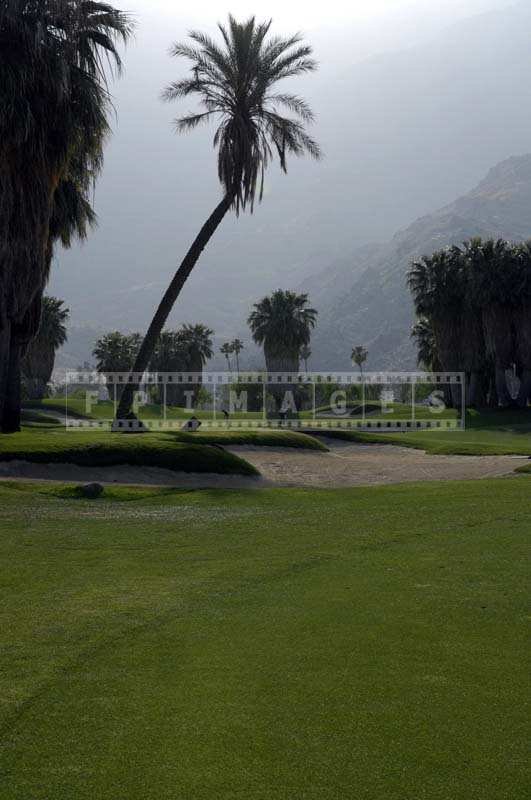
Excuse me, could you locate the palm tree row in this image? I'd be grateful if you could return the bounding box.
[0,0,132,431]
[94,324,213,406]
[220,339,245,372]
[409,238,531,408]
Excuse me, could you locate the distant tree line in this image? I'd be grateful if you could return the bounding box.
[409,238,531,407]
[93,324,213,406]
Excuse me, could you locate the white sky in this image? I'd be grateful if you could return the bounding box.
[134,0,509,27]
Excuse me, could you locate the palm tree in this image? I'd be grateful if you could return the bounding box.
[411,318,439,371]
[22,298,69,400]
[180,324,214,372]
[173,324,214,406]
[468,238,520,407]
[300,345,312,372]
[408,246,466,407]
[248,290,317,373]
[351,345,368,377]
[231,339,244,373]
[2,160,98,430]
[116,15,320,420]
[0,0,131,431]
[93,333,142,374]
[513,241,531,407]
[220,343,234,371]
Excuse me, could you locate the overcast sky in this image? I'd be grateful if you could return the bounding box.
[131,0,509,26]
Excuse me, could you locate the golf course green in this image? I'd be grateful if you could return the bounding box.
[0,478,529,799]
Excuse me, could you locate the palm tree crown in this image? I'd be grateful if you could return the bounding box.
[163,15,321,213]
[37,298,69,351]
[179,324,214,367]
[248,290,317,358]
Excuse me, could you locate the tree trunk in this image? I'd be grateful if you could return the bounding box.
[116,194,234,421]
[517,369,531,408]
[515,305,531,408]
[264,347,300,417]
[0,319,11,431]
[2,337,22,433]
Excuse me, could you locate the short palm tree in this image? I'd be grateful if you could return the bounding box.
[116,15,320,420]
[0,0,131,431]
[180,324,214,373]
[248,290,317,373]
[93,332,142,374]
[22,298,69,400]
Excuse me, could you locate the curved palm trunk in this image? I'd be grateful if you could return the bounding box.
[116,194,234,421]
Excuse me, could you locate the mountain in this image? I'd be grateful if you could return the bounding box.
[306,154,531,369]
[49,1,531,343]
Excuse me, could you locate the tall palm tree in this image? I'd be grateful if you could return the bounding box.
[468,238,519,407]
[220,343,234,371]
[408,246,466,407]
[116,15,320,420]
[351,345,368,377]
[0,0,131,431]
[231,339,244,372]
[248,290,317,373]
[22,298,69,400]
[3,162,98,430]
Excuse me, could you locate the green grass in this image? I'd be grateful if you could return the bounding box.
[0,429,258,476]
[310,400,457,420]
[25,398,264,421]
[20,409,61,427]
[315,408,531,456]
[0,478,529,799]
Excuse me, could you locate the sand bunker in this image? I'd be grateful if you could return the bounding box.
[0,438,527,489]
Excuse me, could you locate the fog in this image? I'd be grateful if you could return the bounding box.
[50,0,531,365]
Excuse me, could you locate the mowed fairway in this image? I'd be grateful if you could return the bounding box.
[1,479,529,799]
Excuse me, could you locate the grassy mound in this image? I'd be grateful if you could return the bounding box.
[173,429,327,450]
[0,478,528,799]
[0,429,259,476]
[312,408,531,456]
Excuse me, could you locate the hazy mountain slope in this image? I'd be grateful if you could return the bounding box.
[49,1,531,340]
[308,154,531,369]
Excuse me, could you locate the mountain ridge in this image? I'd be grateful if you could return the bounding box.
[307,153,531,370]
